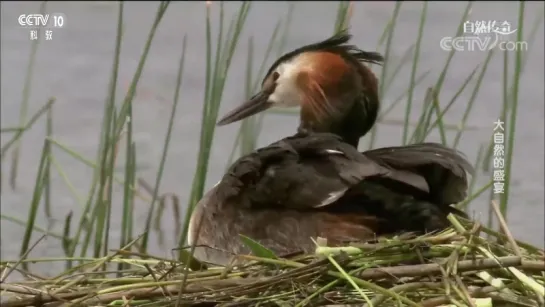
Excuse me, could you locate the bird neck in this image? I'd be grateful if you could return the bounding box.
[299,96,378,148]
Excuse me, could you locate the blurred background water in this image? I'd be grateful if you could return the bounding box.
[1,1,544,275]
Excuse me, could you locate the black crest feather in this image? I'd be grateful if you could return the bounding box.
[264,29,384,82]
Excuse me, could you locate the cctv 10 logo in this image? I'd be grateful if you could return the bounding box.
[18,13,66,28]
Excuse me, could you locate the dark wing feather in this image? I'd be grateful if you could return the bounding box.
[212,133,469,236]
[216,132,390,210]
[363,143,474,206]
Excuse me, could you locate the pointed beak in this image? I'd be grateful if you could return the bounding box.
[217,91,273,126]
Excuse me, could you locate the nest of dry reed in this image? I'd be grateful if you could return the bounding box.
[1,216,544,307]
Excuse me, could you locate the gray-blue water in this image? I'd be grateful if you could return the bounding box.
[1,1,544,276]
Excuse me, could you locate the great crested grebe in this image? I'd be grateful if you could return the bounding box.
[188,31,473,265]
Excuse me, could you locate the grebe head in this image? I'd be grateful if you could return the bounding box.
[217,30,383,144]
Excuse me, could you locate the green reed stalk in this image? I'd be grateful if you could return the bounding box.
[109,2,129,260]
[19,140,50,271]
[1,99,55,157]
[482,11,543,172]
[409,1,472,144]
[9,1,47,190]
[410,87,434,143]
[93,108,117,260]
[431,92,448,145]
[46,139,148,204]
[452,50,495,148]
[43,103,53,220]
[0,214,64,240]
[422,2,473,144]
[334,1,351,34]
[0,127,25,133]
[500,2,526,219]
[237,21,282,156]
[62,211,73,261]
[229,1,347,160]
[66,2,121,264]
[275,3,295,60]
[180,2,251,253]
[431,1,472,97]
[467,143,486,198]
[486,176,497,230]
[241,36,256,154]
[484,52,510,174]
[140,35,187,252]
[2,99,57,233]
[402,2,427,145]
[119,86,135,273]
[227,3,296,166]
[376,70,430,122]
[383,45,415,95]
[112,2,170,141]
[368,1,402,149]
[423,65,478,138]
[79,1,169,263]
[78,2,122,263]
[248,3,297,142]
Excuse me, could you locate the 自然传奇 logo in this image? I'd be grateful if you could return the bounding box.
[440,20,527,52]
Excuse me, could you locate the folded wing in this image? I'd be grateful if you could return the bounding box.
[364,142,474,207]
[216,132,391,210]
[214,134,472,234]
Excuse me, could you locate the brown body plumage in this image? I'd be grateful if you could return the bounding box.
[189,31,473,265]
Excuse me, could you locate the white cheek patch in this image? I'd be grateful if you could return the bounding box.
[269,61,302,108]
[270,83,301,108]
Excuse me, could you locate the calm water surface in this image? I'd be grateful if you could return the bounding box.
[1,1,544,275]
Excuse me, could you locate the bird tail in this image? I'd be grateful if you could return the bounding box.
[347,180,467,235]
[364,142,474,207]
